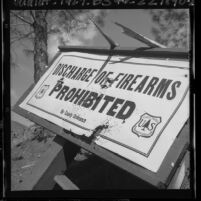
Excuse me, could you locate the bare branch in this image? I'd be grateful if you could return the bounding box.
[67,10,84,24]
[44,10,49,18]
[10,23,28,26]
[30,10,36,21]
[11,31,34,44]
[11,11,33,26]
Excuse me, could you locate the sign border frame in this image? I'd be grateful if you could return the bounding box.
[22,51,189,157]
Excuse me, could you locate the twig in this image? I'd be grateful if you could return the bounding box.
[10,23,28,26]
[11,11,33,26]
[44,10,49,18]
[11,31,34,44]
[67,10,88,25]
[30,10,36,22]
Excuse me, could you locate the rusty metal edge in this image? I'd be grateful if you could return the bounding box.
[58,46,189,60]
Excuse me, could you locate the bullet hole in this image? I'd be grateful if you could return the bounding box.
[88,124,109,143]
[101,77,115,89]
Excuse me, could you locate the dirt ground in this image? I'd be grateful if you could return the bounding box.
[11,122,56,190]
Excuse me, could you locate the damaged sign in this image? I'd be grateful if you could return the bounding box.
[19,51,189,172]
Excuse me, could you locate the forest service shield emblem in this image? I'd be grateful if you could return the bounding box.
[132,113,161,138]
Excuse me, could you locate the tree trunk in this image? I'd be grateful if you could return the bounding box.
[33,11,48,83]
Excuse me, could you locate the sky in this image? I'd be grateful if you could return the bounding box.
[10,9,156,126]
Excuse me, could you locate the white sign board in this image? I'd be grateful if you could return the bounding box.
[20,51,189,172]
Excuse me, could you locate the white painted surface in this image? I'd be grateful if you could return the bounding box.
[20,51,189,172]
